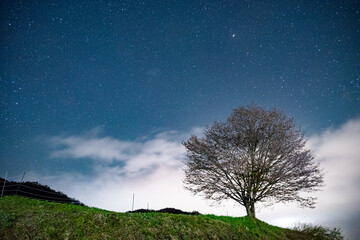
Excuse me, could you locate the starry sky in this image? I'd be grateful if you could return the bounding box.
[1,0,360,238]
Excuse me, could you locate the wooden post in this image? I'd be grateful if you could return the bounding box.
[15,172,26,195]
[1,172,8,197]
[132,193,135,211]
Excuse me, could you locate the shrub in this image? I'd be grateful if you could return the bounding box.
[294,223,344,240]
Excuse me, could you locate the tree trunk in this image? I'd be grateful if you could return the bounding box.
[250,201,256,218]
[245,201,256,218]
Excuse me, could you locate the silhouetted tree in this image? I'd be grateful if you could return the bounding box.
[183,105,323,218]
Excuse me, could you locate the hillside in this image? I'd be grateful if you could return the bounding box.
[0,177,83,205]
[0,196,342,240]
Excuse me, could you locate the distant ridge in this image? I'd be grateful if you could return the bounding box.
[127,207,200,215]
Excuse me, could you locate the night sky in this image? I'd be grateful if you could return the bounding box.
[1,1,359,239]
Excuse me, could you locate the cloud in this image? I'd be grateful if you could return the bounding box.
[308,119,360,206]
[307,119,360,188]
[49,130,185,176]
[259,118,360,239]
[41,120,360,239]
[50,135,137,162]
[41,127,243,215]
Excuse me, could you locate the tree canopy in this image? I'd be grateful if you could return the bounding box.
[183,105,323,218]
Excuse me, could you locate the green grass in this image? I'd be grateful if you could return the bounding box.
[0,196,343,240]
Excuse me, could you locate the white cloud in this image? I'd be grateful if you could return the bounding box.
[49,130,185,176]
[39,119,360,239]
[50,135,139,162]
[259,118,360,239]
[41,127,244,215]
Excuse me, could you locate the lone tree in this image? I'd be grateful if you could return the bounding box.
[183,105,323,218]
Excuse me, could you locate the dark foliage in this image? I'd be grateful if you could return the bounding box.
[127,207,201,215]
[0,177,84,206]
[291,224,344,240]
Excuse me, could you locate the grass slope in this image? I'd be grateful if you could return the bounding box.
[0,196,341,240]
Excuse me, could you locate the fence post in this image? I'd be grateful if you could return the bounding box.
[1,172,8,197]
[15,172,26,195]
[132,193,135,211]
[80,185,84,200]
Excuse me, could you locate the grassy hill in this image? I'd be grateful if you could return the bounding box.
[0,196,342,240]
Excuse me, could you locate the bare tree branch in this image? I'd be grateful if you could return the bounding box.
[183,105,323,218]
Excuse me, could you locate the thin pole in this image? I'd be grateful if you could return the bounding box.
[15,172,26,195]
[147,202,149,210]
[132,193,135,211]
[1,172,8,197]
[80,185,84,200]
